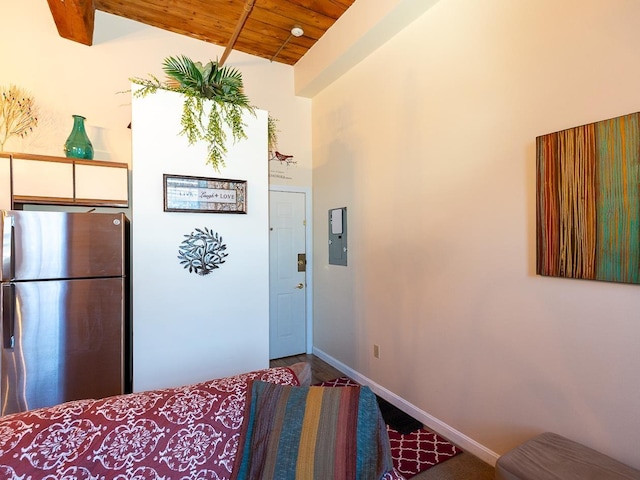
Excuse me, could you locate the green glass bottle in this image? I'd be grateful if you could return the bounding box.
[64,114,94,159]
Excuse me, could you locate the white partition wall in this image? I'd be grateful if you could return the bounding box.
[131,88,269,392]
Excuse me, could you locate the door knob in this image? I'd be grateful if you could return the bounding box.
[296,283,304,289]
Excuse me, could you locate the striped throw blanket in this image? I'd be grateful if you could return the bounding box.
[232,380,403,480]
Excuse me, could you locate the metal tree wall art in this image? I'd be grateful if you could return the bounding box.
[178,227,228,275]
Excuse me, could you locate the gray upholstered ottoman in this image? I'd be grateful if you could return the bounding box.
[495,432,640,480]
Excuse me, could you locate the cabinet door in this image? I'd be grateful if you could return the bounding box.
[12,158,74,200]
[75,164,128,205]
[0,156,10,209]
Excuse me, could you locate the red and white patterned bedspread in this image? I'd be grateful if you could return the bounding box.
[0,366,300,480]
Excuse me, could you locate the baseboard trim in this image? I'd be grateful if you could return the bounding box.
[312,347,500,467]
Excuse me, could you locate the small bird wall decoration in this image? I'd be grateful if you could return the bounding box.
[269,150,296,166]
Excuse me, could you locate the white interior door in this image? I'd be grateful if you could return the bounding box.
[269,191,306,359]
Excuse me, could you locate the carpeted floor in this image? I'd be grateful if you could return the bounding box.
[411,452,495,480]
[317,376,463,478]
[272,355,496,479]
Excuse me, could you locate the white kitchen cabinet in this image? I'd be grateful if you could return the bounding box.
[0,155,11,210]
[12,157,74,200]
[75,161,128,206]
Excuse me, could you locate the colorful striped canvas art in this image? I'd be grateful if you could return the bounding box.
[536,112,640,284]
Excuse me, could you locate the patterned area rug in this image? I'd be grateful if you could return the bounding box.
[317,377,462,478]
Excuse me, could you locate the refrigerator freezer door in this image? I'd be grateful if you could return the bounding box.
[1,277,125,415]
[1,210,126,282]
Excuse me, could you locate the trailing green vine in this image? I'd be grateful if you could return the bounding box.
[130,55,276,171]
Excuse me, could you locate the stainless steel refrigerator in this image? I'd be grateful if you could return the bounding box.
[0,210,130,415]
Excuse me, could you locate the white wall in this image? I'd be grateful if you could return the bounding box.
[295,0,441,97]
[311,0,640,469]
[1,0,312,387]
[0,0,311,189]
[131,89,269,391]
[7,0,640,469]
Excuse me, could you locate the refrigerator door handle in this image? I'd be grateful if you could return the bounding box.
[1,283,15,349]
[2,213,14,280]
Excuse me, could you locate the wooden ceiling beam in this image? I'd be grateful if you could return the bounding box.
[219,0,256,66]
[47,0,96,46]
[48,0,356,65]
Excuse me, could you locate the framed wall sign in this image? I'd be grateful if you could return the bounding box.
[163,174,247,213]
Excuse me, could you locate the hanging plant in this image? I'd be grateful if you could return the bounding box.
[267,114,279,153]
[130,55,277,171]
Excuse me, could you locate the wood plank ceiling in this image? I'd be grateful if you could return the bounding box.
[46,0,356,66]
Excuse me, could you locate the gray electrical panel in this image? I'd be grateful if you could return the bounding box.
[329,207,347,266]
